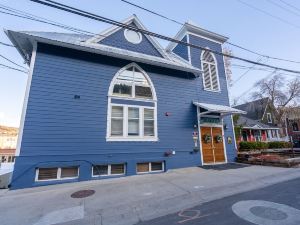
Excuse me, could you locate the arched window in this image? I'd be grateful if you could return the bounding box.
[201,50,220,91]
[107,63,157,141]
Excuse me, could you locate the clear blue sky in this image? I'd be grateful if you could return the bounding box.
[1,0,300,127]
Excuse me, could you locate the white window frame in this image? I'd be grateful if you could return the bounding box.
[107,103,157,141]
[35,167,79,182]
[267,113,272,123]
[201,50,220,92]
[136,161,164,174]
[92,164,126,177]
[107,63,158,142]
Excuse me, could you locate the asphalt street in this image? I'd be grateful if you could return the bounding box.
[137,177,300,225]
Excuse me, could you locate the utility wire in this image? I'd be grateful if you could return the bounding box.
[279,0,300,13]
[232,57,265,85]
[121,0,300,64]
[0,53,28,70]
[0,63,28,73]
[0,41,14,47]
[237,0,300,29]
[29,0,300,75]
[266,0,300,17]
[121,0,183,25]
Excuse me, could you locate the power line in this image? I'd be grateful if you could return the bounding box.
[279,0,300,13]
[266,0,300,17]
[232,57,265,85]
[0,53,28,70]
[237,0,300,29]
[121,0,183,25]
[121,0,300,64]
[0,41,14,47]
[29,0,300,75]
[0,63,28,73]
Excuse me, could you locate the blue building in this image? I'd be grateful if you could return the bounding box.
[6,15,245,189]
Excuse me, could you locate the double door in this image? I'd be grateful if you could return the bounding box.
[200,127,226,164]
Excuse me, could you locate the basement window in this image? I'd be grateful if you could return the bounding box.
[36,167,79,181]
[92,164,125,177]
[137,162,164,174]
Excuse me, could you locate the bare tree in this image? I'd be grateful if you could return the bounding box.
[252,74,300,132]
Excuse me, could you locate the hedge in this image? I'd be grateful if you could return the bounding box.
[239,141,292,151]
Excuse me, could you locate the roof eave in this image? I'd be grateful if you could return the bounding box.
[8,31,201,76]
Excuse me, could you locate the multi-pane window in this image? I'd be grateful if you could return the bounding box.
[36,167,79,181]
[201,51,219,91]
[144,108,154,136]
[108,64,157,141]
[92,164,125,176]
[109,105,155,139]
[137,162,164,173]
[111,106,123,136]
[112,66,153,99]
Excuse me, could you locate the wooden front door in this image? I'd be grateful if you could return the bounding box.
[201,127,226,164]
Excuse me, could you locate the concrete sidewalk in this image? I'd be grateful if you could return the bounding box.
[0,164,300,225]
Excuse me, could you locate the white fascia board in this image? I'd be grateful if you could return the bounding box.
[10,31,201,75]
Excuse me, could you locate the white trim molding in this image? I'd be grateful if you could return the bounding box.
[106,63,158,142]
[200,48,221,92]
[16,42,37,156]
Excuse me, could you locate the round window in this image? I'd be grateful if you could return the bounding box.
[124,29,142,44]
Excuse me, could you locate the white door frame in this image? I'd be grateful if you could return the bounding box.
[197,108,228,165]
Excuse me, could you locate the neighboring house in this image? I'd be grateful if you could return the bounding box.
[6,15,244,189]
[0,125,18,163]
[286,107,300,147]
[235,98,282,142]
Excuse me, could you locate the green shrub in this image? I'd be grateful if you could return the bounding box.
[239,141,292,150]
[268,141,292,149]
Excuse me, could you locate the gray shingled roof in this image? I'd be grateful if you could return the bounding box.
[234,98,269,121]
[237,115,278,129]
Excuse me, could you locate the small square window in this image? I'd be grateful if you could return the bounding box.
[61,167,78,178]
[151,162,163,171]
[137,163,150,173]
[37,168,58,181]
[93,165,109,176]
[111,164,125,175]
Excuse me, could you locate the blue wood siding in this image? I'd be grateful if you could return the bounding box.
[172,35,189,61]
[11,44,202,189]
[11,30,237,189]
[99,22,163,58]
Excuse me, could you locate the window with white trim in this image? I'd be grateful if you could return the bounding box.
[92,164,125,177]
[137,161,164,173]
[36,166,79,181]
[108,63,157,141]
[201,50,220,91]
[267,113,272,123]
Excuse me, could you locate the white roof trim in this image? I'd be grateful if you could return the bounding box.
[193,101,246,115]
[166,22,228,52]
[6,30,201,75]
[86,15,169,59]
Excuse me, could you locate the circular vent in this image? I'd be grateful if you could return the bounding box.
[124,29,142,44]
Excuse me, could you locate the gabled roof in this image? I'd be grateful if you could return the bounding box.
[166,21,228,52]
[5,29,201,75]
[237,115,279,130]
[86,15,169,59]
[234,98,269,121]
